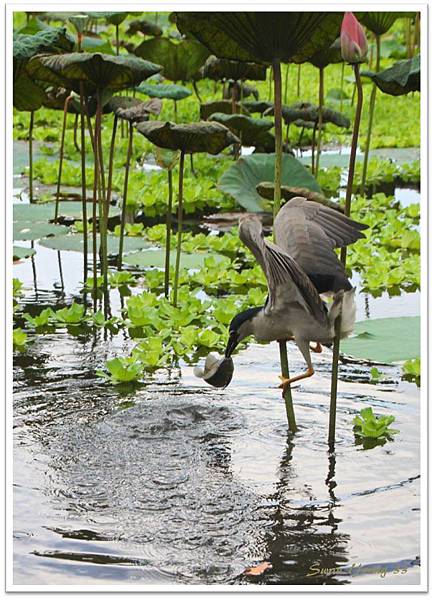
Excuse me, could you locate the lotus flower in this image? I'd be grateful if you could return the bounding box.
[340,12,368,64]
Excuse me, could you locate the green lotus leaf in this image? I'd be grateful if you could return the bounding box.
[201,55,267,81]
[208,112,273,146]
[13,72,47,111]
[106,96,162,121]
[256,183,343,212]
[308,37,342,69]
[13,201,120,222]
[13,221,69,241]
[13,246,36,260]
[126,19,163,37]
[27,52,163,94]
[240,100,273,114]
[134,38,210,82]
[135,82,192,100]
[266,102,350,128]
[341,317,420,363]
[175,12,342,64]
[80,36,115,55]
[39,233,150,254]
[154,147,180,170]
[13,27,74,63]
[200,100,250,120]
[15,16,49,35]
[362,56,420,96]
[135,120,240,154]
[86,12,128,26]
[123,249,225,269]
[357,12,404,36]
[218,153,322,212]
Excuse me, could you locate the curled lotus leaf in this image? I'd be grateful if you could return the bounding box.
[200,100,250,120]
[308,37,342,69]
[175,12,343,64]
[27,52,163,94]
[357,12,404,36]
[208,112,272,146]
[135,82,192,100]
[201,55,267,81]
[256,182,344,213]
[106,95,162,120]
[266,102,350,128]
[362,55,420,96]
[126,19,163,37]
[241,100,273,115]
[135,120,240,154]
[134,38,210,82]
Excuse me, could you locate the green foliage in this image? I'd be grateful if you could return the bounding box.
[353,407,399,440]
[402,358,420,387]
[23,308,55,328]
[53,301,86,324]
[13,327,28,350]
[13,278,23,298]
[99,357,144,384]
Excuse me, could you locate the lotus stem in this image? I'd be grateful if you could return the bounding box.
[231,83,237,114]
[118,121,133,270]
[57,251,65,296]
[174,99,178,120]
[106,115,118,207]
[28,111,34,203]
[173,150,185,307]
[296,64,301,97]
[190,153,196,177]
[360,34,381,195]
[272,58,296,432]
[268,67,272,101]
[311,122,317,175]
[79,83,88,287]
[315,67,324,177]
[73,113,80,153]
[192,80,202,103]
[339,62,345,113]
[95,89,109,317]
[55,94,72,223]
[115,24,120,56]
[329,63,363,448]
[284,63,289,104]
[164,169,173,298]
[90,111,99,312]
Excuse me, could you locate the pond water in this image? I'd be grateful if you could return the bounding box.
[12,158,421,587]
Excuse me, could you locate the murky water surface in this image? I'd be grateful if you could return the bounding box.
[12,159,421,586]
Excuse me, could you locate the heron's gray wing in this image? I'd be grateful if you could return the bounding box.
[238,215,327,324]
[274,196,368,292]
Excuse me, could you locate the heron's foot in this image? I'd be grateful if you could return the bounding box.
[279,367,315,395]
[310,342,323,353]
[243,561,272,577]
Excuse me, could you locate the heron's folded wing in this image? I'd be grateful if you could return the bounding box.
[274,196,368,290]
[238,215,327,324]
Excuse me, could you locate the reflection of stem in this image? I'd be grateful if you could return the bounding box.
[55,94,72,223]
[360,34,380,195]
[329,63,363,448]
[173,150,185,307]
[28,111,34,203]
[79,84,88,286]
[118,121,133,270]
[164,169,173,299]
[315,67,324,177]
[273,58,296,432]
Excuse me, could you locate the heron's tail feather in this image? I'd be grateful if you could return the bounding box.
[329,288,356,338]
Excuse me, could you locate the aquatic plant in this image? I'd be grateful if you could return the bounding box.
[353,407,399,440]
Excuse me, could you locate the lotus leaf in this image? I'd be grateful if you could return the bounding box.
[357,12,404,36]
[241,100,273,115]
[201,55,266,81]
[13,201,120,222]
[207,112,273,144]
[13,221,69,241]
[123,249,225,269]
[27,52,163,94]
[106,96,162,121]
[256,183,343,212]
[135,82,192,100]
[341,317,420,363]
[134,38,210,82]
[175,12,342,64]
[266,102,350,128]
[362,56,420,96]
[39,233,150,254]
[126,19,163,37]
[308,38,342,69]
[200,100,250,120]
[80,36,115,55]
[218,153,322,212]
[13,246,36,261]
[135,120,239,154]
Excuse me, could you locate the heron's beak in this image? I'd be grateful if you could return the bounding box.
[225,330,239,358]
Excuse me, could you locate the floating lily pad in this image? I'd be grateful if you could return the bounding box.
[13,201,120,222]
[341,317,420,363]
[39,233,151,254]
[13,221,69,241]
[13,246,36,260]
[123,249,225,269]
[218,153,321,212]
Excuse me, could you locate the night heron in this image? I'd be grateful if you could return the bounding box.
[223,196,368,393]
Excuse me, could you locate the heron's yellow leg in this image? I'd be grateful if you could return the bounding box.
[279,367,314,395]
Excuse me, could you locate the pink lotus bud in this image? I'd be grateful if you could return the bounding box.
[340,12,368,64]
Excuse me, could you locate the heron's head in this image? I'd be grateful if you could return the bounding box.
[225,307,262,358]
